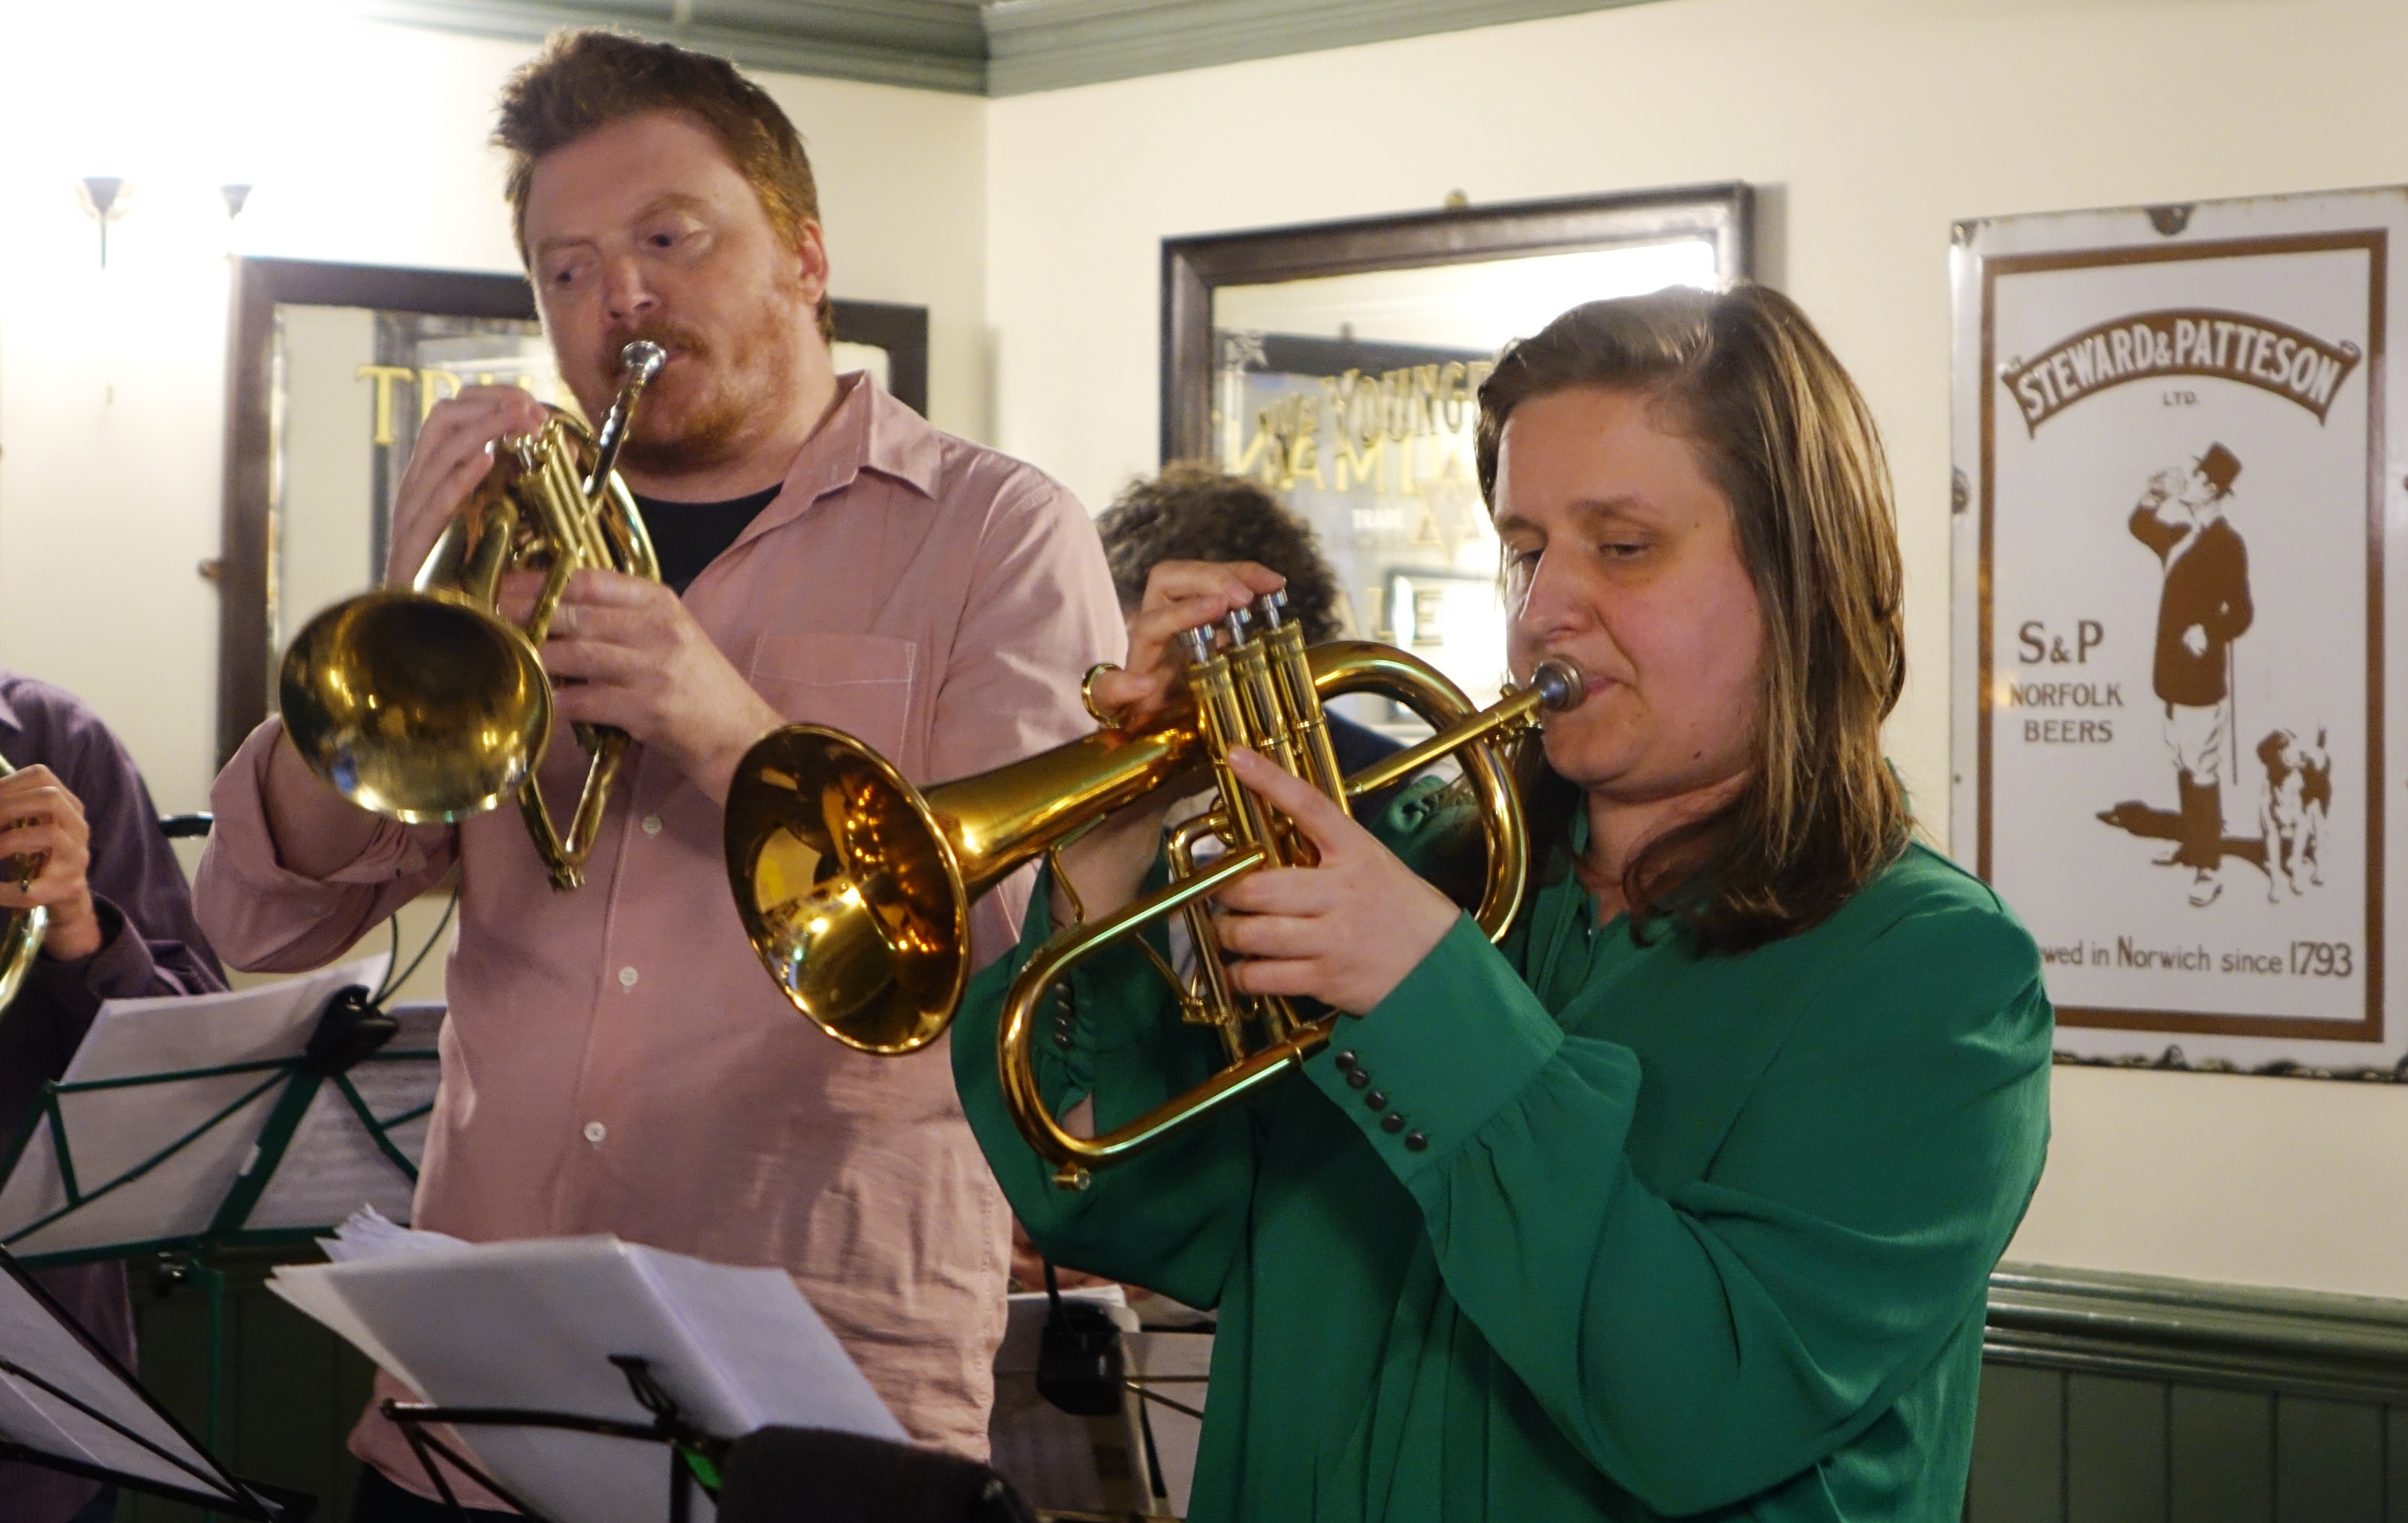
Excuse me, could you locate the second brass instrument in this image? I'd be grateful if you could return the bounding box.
[279,340,667,891]
[725,591,1582,1185]
[0,754,48,1015]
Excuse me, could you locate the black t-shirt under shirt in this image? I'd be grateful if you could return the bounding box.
[634,485,782,594]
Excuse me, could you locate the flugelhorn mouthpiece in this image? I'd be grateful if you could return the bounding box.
[1528,658,1584,712]
[619,339,668,382]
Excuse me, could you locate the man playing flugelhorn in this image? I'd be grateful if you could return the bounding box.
[195,31,1119,1521]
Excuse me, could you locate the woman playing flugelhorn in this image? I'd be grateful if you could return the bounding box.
[955,286,2052,1522]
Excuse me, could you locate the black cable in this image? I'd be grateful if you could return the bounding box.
[373,889,459,1005]
[371,916,401,1004]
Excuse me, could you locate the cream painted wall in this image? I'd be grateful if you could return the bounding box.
[982,0,2408,1297]
[0,7,988,822]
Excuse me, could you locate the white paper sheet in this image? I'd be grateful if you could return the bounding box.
[269,1234,903,1523]
[0,957,415,1260]
[246,1001,440,1232]
[0,1261,240,1503]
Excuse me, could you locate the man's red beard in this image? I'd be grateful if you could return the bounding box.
[600,280,810,481]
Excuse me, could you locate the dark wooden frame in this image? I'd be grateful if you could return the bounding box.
[1159,184,1754,464]
[217,257,931,765]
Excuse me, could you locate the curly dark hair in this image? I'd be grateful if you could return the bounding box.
[1094,464,1346,641]
[494,29,833,343]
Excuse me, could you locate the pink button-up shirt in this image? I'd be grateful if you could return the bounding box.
[195,374,1123,1494]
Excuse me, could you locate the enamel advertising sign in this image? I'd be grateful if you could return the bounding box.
[1951,188,2408,1074]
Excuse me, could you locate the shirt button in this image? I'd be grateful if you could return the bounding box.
[1364,1090,1389,1111]
[583,1121,608,1145]
[618,966,639,990]
[1404,1131,1429,1152]
[1346,1069,1371,1090]
[642,815,664,837]
[1381,1113,1406,1133]
[1334,1051,1359,1072]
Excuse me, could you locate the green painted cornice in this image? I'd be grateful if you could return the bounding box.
[362,0,1674,96]
[983,0,1665,95]
[1988,1261,2408,1403]
[358,0,991,93]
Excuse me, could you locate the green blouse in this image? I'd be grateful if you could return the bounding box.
[954,787,2053,1521]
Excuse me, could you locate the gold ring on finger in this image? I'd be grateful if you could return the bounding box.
[1081,663,1127,730]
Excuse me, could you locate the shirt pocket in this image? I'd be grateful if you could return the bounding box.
[749,633,919,760]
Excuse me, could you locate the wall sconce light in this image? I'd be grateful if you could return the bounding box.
[76,176,129,267]
[222,184,253,220]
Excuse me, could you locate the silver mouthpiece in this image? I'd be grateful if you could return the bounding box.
[1528,658,1584,712]
[619,340,667,385]
[583,341,669,498]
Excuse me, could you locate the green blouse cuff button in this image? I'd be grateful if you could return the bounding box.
[1365,1090,1389,1110]
[1380,1113,1405,1133]
[1403,1131,1429,1152]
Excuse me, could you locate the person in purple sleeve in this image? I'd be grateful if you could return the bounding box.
[0,670,225,1523]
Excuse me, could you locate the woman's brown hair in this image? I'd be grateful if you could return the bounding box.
[1476,284,1909,954]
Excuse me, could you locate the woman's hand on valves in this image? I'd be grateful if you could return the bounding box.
[1211,748,1460,1016]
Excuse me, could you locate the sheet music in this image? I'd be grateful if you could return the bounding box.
[271,1235,904,1523]
[0,1261,239,1502]
[0,957,399,1260]
[246,1001,441,1232]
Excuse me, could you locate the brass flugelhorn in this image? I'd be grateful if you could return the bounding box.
[724,590,1582,1185]
[279,341,667,890]
[0,755,48,1014]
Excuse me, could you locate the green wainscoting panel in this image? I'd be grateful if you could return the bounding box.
[2276,1396,2384,1523]
[2389,1409,2408,1523]
[1974,1262,2408,1522]
[2065,1374,2165,1523]
[2169,1387,2274,1523]
[118,1252,378,1523]
[1968,1364,2064,1521]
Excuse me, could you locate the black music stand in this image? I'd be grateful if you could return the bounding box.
[379,1355,725,1523]
[0,1242,290,1518]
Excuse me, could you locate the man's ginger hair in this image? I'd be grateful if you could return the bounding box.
[495,29,834,343]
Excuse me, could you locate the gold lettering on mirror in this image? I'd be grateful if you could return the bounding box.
[1242,359,1483,496]
[355,365,549,445]
[417,368,463,421]
[1237,362,1495,498]
[355,365,415,447]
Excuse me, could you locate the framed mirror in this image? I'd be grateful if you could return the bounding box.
[217,257,928,765]
[1162,186,1752,721]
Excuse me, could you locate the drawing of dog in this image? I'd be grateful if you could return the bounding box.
[2255,727,2330,901]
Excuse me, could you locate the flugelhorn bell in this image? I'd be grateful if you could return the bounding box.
[280,341,666,890]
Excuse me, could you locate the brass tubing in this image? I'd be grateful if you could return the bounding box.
[996,844,1321,1185]
[1264,618,1343,801]
[1164,814,1247,1062]
[1185,639,1275,855]
[1223,617,1302,786]
[1341,688,1543,803]
[0,755,48,1017]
